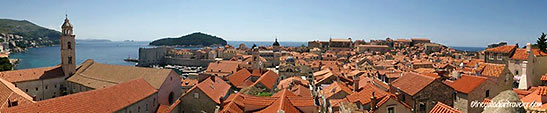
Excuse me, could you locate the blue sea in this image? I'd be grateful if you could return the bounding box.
[10,41,483,69]
[450,46,485,52]
[10,41,307,69]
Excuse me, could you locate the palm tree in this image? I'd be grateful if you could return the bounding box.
[537,32,547,53]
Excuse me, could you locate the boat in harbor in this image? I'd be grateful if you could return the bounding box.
[123,56,138,62]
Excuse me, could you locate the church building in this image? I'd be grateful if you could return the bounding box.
[0,16,184,112]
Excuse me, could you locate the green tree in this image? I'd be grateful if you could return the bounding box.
[0,57,13,71]
[537,32,547,53]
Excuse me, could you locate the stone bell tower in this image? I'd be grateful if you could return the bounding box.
[60,15,76,77]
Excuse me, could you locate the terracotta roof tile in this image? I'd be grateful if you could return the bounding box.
[205,61,240,77]
[253,70,279,90]
[224,89,317,112]
[255,94,301,113]
[1,78,157,113]
[429,101,462,113]
[414,68,436,74]
[520,87,547,109]
[289,85,313,97]
[186,76,231,104]
[390,72,437,96]
[541,75,547,81]
[465,59,484,68]
[511,49,528,60]
[227,69,252,88]
[156,100,180,113]
[449,75,487,94]
[373,94,412,112]
[0,78,34,109]
[0,66,64,83]
[67,59,174,89]
[181,78,198,87]
[484,45,516,53]
[532,48,547,56]
[251,69,262,77]
[219,93,245,113]
[277,76,309,89]
[322,81,353,99]
[539,87,547,96]
[480,63,506,77]
[346,83,388,105]
[512,88,532,98]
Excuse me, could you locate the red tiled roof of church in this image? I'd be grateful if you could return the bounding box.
[1,78,157,113]
[0,77,35,109]
[0,66,64,83]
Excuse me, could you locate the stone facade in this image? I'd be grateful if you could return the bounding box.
[392,79,454,113]
[453,79,496,113]
[356,45,390,54]
[374,97,412,113]
[181,89,222,113]
[14,77,64,101]
[138,47,171,66]
[60,17,76,77]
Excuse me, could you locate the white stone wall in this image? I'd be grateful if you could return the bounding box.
[66,81,94,94]
[14,77,65,101]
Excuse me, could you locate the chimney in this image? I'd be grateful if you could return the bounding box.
[353,76,360,92]
[526,43,532,53]
[370,91,377,110]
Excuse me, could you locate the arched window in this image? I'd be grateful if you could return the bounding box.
[67,42,72,49]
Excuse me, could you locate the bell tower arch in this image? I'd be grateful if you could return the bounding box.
[60,15,76,77]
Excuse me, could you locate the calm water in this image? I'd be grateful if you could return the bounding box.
[11,41,150,69]
[10,40,482,70]
[450,46,485,52]
[10,41,307,69]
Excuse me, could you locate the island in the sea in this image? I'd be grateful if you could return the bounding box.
[149,32,227,47]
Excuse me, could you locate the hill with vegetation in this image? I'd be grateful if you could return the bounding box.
[149,32,227,47]
[0,19,60,48]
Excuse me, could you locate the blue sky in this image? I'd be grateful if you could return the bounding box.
[1,0,546,47]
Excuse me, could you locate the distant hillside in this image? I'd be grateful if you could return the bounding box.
[150,32,227,47]
[0,19,60,45]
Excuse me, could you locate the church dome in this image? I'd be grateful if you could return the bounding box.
[273,38,280,46]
